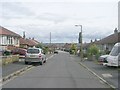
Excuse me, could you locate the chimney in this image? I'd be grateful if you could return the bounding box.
[114,28,118,34]
[23,31,26,39]
[90,40,93,43]
[32,37,34,40]
[95,39,97,42]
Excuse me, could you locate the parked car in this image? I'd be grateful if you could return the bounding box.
[103,43,120,67]
[98,55,109,64]
[25,47,46,65]
[54,51,58,54]
[12,48,27,56]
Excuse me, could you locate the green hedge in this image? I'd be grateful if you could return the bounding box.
[2,55,19,65]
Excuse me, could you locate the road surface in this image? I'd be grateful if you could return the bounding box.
[3,51,110,88]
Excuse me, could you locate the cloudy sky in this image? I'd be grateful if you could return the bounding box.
[0,0,119,43]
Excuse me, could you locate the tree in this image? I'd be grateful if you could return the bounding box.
[43,46,49,54]
[36,43,43,49]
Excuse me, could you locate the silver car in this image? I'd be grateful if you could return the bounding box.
[25,48,46,65]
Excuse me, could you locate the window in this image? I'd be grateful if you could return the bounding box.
[110,46,120,56]
[27,49,40,54]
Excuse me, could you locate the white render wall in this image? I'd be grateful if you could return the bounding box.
[0,35,19,47]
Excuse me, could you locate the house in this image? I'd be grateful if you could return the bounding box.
[0,26,21,50]
[19,31,40,49]
[20,37,39,49]
[96,28,120,52]
[82,28,120,54]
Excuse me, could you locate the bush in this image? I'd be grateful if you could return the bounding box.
[43,47,49,54]
[83,53,88,58]
[87,44,99,60]
[70,44,77,54]
[88,44,99,56]
[3,50,11,56]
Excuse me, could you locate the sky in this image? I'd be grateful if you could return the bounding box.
[0,0,119,43]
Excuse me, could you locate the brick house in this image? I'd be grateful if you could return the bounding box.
[0,26,21,50]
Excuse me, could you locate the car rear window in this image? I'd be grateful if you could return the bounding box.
[27,49,40,54]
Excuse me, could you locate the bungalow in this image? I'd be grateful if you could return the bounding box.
[82,28,120,54]
[97,28,120,53]
[0,26,21,50]
[20,38,39,49]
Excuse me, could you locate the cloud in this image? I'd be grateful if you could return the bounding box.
[0,1,118,43]
[1,2,34,19]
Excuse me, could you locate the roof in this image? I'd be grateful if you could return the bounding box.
[26,39,38,46]
[19,38,28,45]
[97,32,120,44]
[20,38,39,46]
[0,26,21,37]
[82,32,120,49]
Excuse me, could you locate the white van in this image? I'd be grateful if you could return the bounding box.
[103,43,120,67]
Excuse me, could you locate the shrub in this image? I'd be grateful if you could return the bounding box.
[87,44,99,60]
[88,44,99,56]
[70,44,77,54]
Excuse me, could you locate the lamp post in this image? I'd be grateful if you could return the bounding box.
[75,25,83,61]
[50,32,51,54]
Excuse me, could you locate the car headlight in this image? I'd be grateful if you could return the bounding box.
[104,58,108,63]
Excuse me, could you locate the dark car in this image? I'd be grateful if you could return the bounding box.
[54,51,58,54]
[12,48,27,56]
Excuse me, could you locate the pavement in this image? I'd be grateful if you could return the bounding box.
[72,55,119,89]
[2,51,111,88]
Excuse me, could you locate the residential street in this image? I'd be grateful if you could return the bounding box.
[3,51,110,88]
[73,56,119,88]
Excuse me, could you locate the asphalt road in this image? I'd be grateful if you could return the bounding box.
[73,55,119,88]
[3,51,111,88]
[2,54,53,77]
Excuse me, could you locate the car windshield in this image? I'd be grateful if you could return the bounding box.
[110,46,120,56]
[27,49,39,54]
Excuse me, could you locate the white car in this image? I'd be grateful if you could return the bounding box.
[25,47,46,65]
[98,55,109,64]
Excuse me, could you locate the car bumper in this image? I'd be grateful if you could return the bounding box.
[25,58,42,62]
[103,63,118,67]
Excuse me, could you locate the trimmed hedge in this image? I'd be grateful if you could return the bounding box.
[2,55,19,65]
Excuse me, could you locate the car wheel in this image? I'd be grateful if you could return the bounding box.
[44,60,46,63]
[25,61,28,64]
[40,61,43,65]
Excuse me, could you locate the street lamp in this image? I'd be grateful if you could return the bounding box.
[75,25,83,61]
